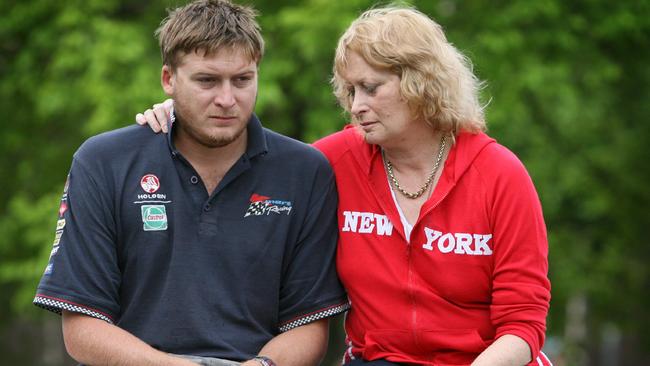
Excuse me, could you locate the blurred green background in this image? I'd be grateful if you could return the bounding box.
[1,0,648,365]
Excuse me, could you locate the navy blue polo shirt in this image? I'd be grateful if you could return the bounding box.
[34,114,349,361]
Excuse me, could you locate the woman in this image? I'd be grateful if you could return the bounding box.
[137,6,551,366]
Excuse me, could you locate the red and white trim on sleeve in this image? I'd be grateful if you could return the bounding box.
[341,336,356,365]
[535,351,553,366]
[278,302,350,332]
[33,295,113,323]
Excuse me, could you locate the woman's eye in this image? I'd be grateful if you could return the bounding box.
[364,84,377,94]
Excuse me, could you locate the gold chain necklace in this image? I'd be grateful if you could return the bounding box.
[383,134,447,199]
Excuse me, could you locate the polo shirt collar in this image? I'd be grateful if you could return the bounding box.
[165,109,269,159]
[165,109,177,155]
[244,113,268,159]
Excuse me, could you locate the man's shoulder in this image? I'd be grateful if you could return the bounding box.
[263,128,330,165]
[77,125,164,158]
[73,125,167,175]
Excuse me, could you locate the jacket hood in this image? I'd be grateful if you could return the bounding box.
[314,125,496,241]
[341,125,496,188]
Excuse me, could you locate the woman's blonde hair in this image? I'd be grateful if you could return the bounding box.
[332,6,486,134]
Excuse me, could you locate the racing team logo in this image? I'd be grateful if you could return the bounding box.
[141,205,168,231]
[244,193,292,217]
[140,174,160,193]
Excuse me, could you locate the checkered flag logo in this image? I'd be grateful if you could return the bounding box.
[245,200,269,217]
[245,193,271,217]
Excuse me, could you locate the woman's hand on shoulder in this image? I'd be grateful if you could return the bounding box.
[135,98,174,133]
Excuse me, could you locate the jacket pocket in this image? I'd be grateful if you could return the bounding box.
[363,329,417,362]
[420,328,488,353]
[362,328,487,364]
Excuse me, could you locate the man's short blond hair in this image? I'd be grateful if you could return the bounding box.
[156,0,264,68]
[332,6,486,134]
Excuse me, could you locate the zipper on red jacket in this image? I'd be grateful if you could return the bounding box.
[406,239,420,352]
[420,185,455,220]
[409,188,455,359]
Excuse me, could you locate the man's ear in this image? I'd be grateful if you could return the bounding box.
[161,65,175,96]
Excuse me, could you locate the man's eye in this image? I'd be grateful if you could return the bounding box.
[234,76,253,87]
[198,78,215,84]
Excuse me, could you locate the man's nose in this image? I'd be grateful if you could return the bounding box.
[213,83,236,109]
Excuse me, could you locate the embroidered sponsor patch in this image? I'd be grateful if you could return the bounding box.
[58,201,68,217]
[53,230,63,246]
[63,174,70,192]
[58,174,70,218]
[140,174,160,193]
[244,194,292,217]
[135,174,170,204]
[56,219,66,230]
[141,205,168,231]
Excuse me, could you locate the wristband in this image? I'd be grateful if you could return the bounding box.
[253,356,276,366]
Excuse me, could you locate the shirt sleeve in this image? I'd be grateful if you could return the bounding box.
[277,157,349,332]
[486,148,551,361]
[33,152,121,323]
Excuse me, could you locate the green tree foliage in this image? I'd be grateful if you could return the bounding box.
[1,0,648,363]
[0,0,169,319]
[452,0,650,351]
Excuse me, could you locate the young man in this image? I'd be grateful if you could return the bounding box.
[33,1,348,365]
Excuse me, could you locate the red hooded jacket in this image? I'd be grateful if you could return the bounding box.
[314,126,551,365]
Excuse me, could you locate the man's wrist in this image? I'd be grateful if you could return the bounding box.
[252,356,276,366]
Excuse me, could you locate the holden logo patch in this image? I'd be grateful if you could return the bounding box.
[140,174,160,193]
[141,205,168,231]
